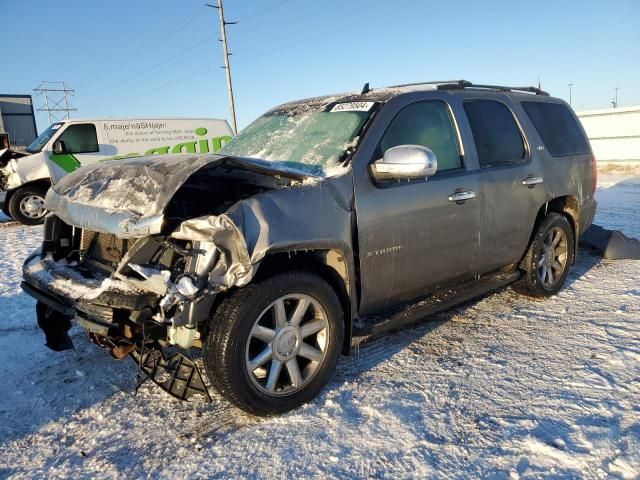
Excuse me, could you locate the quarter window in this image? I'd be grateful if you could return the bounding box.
[375,101,462,172]
[521,101,590,157]
[464,100,525,167]
[57,124,99,154]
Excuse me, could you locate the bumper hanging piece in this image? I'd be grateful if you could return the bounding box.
[130,347,212,402]
[36,302,74,351]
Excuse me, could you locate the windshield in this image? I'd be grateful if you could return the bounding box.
[26,122,64,153]
[219,100,375,170]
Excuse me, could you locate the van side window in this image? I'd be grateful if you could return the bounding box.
[464,100,525,167]
[521,101,590,157]
[375,101,462,172]
[57,124,99,154]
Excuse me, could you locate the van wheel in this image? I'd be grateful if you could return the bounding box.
[203,271,344,416]
[514,212,575,297]
[8,186,48,225]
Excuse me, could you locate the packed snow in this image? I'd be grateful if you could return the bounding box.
[0,167,638,479]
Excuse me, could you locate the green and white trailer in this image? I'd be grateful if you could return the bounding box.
[0,117,233,224]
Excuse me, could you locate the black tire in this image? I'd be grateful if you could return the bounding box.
[514,212,575,297]
[8,186,48,225]
[203,271,344,416]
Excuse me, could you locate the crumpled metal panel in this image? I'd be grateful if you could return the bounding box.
[46,153,222,238]
[171,214,255,289]
[43,149,356,307]
[171,173,355,292]
[46,153,319,238]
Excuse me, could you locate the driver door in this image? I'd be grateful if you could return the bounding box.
[353,98,481,315]
[47,123,105,183]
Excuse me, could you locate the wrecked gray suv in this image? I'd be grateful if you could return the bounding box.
[22,80,597,415]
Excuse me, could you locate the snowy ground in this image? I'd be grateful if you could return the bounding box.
[0,169,638,479]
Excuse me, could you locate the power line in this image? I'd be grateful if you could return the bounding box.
[233,23,352,64]
[100,34,215,91]
[77,8,204,90]
[235,0,292,22]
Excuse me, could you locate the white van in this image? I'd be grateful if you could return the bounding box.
[0,118,233,224]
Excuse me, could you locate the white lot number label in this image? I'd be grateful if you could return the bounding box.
[330,102,375,113]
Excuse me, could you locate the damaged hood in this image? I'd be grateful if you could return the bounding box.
[45,153,320,238]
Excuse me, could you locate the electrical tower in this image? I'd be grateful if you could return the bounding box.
[206,0,238,135]
[33,81,77,124]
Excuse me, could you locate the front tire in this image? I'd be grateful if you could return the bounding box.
[8,186,48,225]
[514,212,575,297]
[203,271,344,416]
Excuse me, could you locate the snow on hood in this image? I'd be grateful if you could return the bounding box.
[45,153,320,238]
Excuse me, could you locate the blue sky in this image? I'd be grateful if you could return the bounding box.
[3,0,639,132]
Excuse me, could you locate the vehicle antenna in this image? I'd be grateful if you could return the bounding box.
[361,82,370,95]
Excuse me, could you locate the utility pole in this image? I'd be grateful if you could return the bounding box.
[614,87,619,108]
[568,83,574,107]
[33,81,77,124]
[206,1,238,134]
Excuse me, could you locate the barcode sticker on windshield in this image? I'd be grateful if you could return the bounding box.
[330,102,375,113]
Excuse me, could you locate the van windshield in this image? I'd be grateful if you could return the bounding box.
[219,101,375,171]
[26,122,64,153]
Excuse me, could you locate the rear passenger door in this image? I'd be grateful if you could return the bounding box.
[462,98,547,273]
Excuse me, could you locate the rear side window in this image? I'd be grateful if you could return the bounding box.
[464,100,525,167]
[57,124,99,154]
[521,101,590,157]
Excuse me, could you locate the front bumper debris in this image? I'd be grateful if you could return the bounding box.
[130,348,212,402]
[22,251,161,349]
[22,253,213,402]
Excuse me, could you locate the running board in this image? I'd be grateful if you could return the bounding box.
[130,348,212,402]
[353,271,521,338]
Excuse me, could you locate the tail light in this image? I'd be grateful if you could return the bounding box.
[591,153,597,194]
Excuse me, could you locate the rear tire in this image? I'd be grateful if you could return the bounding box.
[203,271,344,416]
[514,212,575,297]
[8,186,48,225]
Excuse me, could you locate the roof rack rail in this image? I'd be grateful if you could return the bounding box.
[385,80,549,96]
[386,80,473,89]
[436,81,549,96]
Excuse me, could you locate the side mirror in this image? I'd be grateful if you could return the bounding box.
[371,145,438,181]
[52,140,66,154]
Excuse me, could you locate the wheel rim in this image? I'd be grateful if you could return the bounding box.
[245,293,329,397]
[537,227,569,288]
[19,194,47,219]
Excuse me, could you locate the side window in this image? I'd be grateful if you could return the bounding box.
[375,101,462,172]
[57,124,99,154]
[464,100,525,167]
[521,101,590,156]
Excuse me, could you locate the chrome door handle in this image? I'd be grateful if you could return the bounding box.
[448,190,477,203]
[521,176,543,186]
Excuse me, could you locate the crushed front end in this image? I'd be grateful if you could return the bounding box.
[22,215,226,400]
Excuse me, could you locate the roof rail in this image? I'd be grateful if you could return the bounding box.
[384,80,549,96]
[386,80,472,89]
[437,81,549,96]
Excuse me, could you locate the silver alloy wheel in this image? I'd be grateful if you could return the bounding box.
[245,293,329,397]
[19,194,47,219]
[537,227,569,287]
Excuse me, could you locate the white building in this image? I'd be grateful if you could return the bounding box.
[577,106,640,162]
